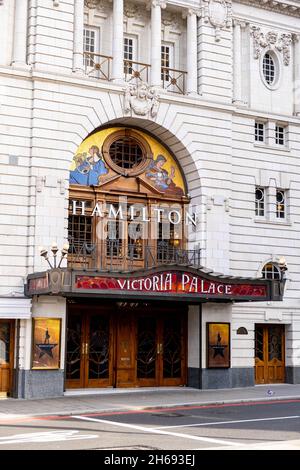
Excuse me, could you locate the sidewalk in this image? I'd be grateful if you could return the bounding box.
[0,384,300,418]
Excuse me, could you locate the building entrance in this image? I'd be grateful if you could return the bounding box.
[65,302,187,389]
[0,320,14,396]
[255,324,285,384]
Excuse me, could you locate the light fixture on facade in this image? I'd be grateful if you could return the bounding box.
[278,256,288,280]
[39,243,69,269]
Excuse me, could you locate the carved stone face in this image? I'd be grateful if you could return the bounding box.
[138,85,148,100]
[266,31,278,45]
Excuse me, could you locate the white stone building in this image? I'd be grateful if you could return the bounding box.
[0,0,299,398]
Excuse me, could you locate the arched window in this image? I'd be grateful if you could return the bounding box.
[262,263,281,280]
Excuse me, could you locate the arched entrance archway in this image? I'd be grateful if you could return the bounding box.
[66,124,192,389]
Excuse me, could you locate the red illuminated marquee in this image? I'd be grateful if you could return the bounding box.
[75,272,267,298]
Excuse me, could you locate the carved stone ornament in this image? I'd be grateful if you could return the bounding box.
[84,0,106,9]
[162,11,182,30]
[124,82,159,118]
[251,27,293,66]
[202,0,232,42]
[124,1,139,18]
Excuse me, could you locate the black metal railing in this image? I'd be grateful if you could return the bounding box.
[68,240,201,271]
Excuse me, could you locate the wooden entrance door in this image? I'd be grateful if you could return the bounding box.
[255,325,285,384]
[136,309,187,387]
[66,304,187,389]
[66,310,113,389]
[0,320,14,396]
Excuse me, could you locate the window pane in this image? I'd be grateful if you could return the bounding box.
[262,263,281,280]
[109,138,143,169]
[255,187,265,217]
[255,122,264,142]
[276,190,285,218]
[263,53,276,85]
[276,126,285,145]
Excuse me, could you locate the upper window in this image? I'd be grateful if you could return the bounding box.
[276,190,286,219]
[262,263,281,280]
[255,187,265,217]
[83,27,99,67]
[124,36,137,76]
[262,52,276,86]
[275,125,286,146]
[161,43,174,82]
[255,122,265,142]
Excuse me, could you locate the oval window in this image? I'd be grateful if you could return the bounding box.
[262,52,278,88]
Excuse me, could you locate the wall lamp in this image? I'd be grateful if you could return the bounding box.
[39,242,70,269]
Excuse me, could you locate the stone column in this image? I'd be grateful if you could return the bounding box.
[73,0,84,74]
[150,0,166,87]
[112,0,124,82]
[186,9,200,95]
[11,0,29,68]
[233,20,245,105]
[294,34,300,116]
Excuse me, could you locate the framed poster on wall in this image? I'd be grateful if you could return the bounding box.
[207,322,230,368]
[32,318,61,369]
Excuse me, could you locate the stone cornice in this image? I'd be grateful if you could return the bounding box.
[236,0,300,18]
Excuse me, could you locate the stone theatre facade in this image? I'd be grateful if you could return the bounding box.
[0,0,300,398]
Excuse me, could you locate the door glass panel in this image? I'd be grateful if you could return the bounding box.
[255,326,264,361]
[137,316,156,379]
[66,314,81,380]
[0,322,10,365]
[163,316,181,378]
[268,326,283,361]
[88,315,109,379]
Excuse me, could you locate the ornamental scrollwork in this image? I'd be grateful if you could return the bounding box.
[202,0,232,42]
[250,27,293,66]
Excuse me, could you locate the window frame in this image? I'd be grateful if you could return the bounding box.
[255,186,265,217]
[255,122,265,143]
[262,263,281,280]
[102,129,153,177]
[83,26,100,68]
[161,42,175,82]
[124,34,138,76]
[260,50,281,90]
[275,125,286,146]
[276,189,286,219]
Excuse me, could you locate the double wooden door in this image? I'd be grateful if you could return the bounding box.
[255,325,285,384]
[0,320,14,395]
[65,304,186,389]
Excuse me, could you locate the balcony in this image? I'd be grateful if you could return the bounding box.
[68,240,201,272]
[83,53,187,94]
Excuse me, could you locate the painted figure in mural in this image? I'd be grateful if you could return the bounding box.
[69,145,108,186]
[146,155,183,195]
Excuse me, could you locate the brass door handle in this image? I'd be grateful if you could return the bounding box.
[157,343,163,355]
[85,343,89,355]
[81,342,85,356]
[81,342,89,355]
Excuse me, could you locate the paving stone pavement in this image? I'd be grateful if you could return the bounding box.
[0,384,300,418]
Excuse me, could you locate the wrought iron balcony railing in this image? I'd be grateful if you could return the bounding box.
[83,52,113,80]
[161,67,187,94]
[67,240,201,271]
[124,60,150,83]
[82,52,187,94]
